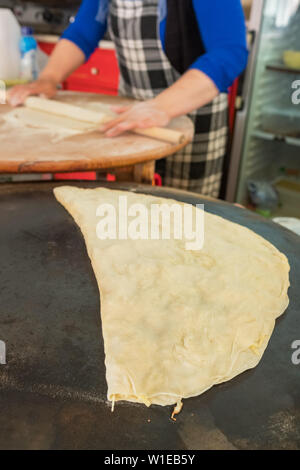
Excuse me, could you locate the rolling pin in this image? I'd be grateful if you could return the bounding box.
[24,97,186,145]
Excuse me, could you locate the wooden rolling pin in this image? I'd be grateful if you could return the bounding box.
[24,97,186,145]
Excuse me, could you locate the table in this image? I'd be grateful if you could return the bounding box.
[0,92,194,184]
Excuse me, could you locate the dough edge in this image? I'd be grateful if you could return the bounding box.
[53,185,290,408]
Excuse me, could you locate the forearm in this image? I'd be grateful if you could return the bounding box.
[102,70,219,137]
[152,69,219,119]
[39,39,85,84]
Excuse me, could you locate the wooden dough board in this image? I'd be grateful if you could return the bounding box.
[0,91,194,173]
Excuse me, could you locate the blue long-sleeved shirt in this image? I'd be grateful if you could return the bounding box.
[62,0,248,92]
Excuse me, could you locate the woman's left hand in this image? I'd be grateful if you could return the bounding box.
[101,100,171,137]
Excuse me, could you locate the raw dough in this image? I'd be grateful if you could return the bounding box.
[2,97,186,144]
[2,104,108,142]
[25,96,112,125]
[54,186,290,407]
[23,97,186,144]
[3,106,96,138]
[1,97,114,142]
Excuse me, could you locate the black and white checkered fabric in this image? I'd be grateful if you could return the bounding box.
[108,0,228,197]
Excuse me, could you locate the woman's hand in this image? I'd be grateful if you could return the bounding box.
[7,77,58,107]
[101,100,171,137]
[101,70,218,138]
[7,39,86,107]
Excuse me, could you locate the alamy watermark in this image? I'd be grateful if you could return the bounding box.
[291,340,300,365]
[0,340,6,365]
[291,80,300,105]
[0,80,6,105]
[95,196,205,251]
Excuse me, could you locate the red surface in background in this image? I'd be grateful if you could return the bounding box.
[228,78,239,135]
[53,172,97,180]
[38,41,119,95]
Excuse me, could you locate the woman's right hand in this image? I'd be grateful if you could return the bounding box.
[7,77,58,107]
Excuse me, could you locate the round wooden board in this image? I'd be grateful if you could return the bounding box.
[0,91,194,173]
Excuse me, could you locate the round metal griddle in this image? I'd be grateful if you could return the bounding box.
[0,181,299,450]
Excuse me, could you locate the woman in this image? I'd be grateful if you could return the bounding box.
[8,0,248,197]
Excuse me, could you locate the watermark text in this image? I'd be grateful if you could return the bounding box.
[0,340,6,365]
[292,80,300,105]
[96,196,205,251]
[0,80,6,105]
[291,340,300,365]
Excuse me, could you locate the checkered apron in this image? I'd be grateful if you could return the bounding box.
[108,0,228,197]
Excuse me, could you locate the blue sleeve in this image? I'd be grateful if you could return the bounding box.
[61,0,108,60]
[190,0,249,92]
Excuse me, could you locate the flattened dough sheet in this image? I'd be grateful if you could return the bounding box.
[54,186,290,407]
[2,106,99,140]
[2,97,186,144]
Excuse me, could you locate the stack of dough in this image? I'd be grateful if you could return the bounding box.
[54,186,290,409]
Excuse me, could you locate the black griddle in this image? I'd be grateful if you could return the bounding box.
[0,181,299,450]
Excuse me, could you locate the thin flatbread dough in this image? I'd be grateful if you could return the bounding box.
[2,107,97,140]
[2,97,114,140]
[2,98,185,145]
[25,96,112,125]
[54,186,290,407]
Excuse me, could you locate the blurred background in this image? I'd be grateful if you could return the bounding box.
[0,0,299,229]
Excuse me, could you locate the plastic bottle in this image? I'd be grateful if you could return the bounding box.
[247,180,279,217]
[0,9,21,80]
[19,26,39,81]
